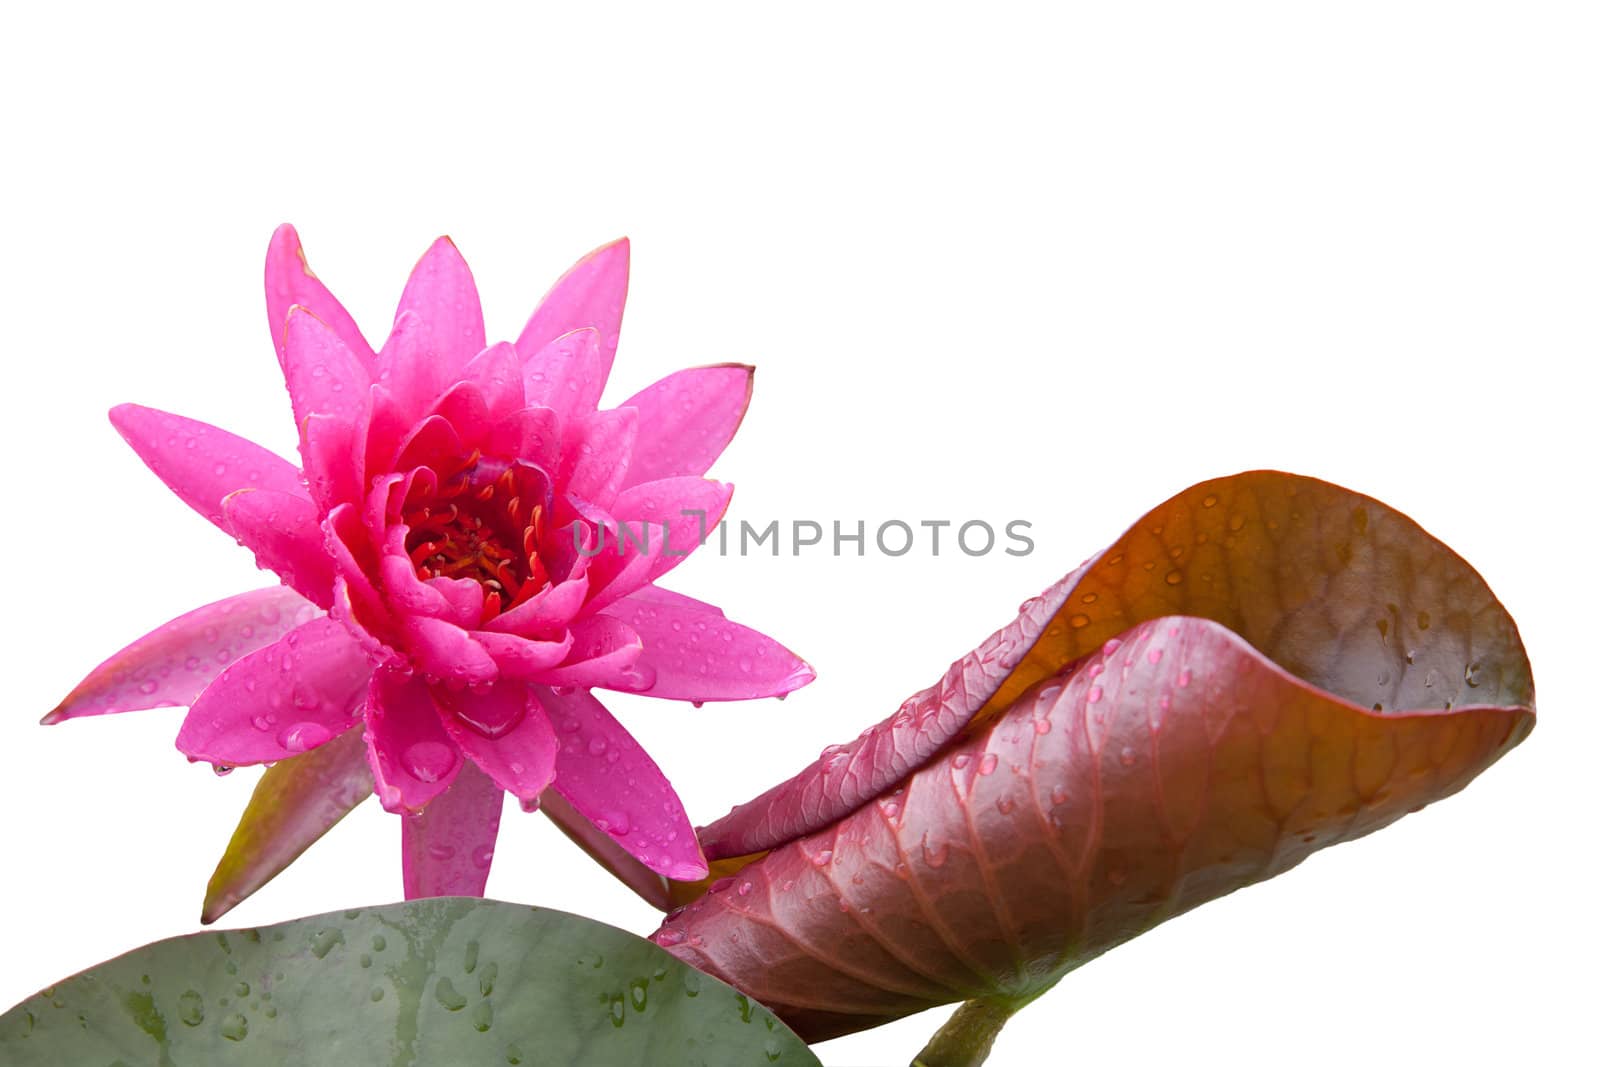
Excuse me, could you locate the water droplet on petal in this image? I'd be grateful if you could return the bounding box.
[280,721,334,753]
[404,740,459,783]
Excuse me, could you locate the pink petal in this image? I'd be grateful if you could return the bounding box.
[332,577,398,666]
[282,307,374,513]
[389,238,486,412]
[541,686,707,881]
[301,411,363,512]
[533,615,648,690]
[559,406,638,507]
[325,503,388,627]
[579,479,732,613]
[482,572,590,638]
[619,364,753,487]
[363,384,411,476]
[606,587,814,701]
[429,382,490,444]
[522,327,607,423]
[486,405,563,473]
[378,552,455,619]
[393,413,465,474]
[626,583,724,617]
[175,617,370,766]
[365,668,463,812]
[282,305,374,433]
[109,404,308,534]
[398,615,498,685]
[515,238,629,400]
[425,577,488,629]
[402,760,504,899]
[264,224,375,372]
[540,791,675,911]
[44,587,318,723]
[223,488,335,607]
[459,341,525,424]
[437,684,559,802]
[472,629,575,680]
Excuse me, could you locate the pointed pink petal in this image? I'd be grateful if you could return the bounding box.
[472,629,575,680]
[326,503,389,628]
[265,224,375,372]
[332,576,398,666]
[606,587,814,701]
[425,577,488,629]
[402,760,504,898]
[45,587,318,723]
[363,384,412,476]
[175,617,370,766]
[626,583,724,617]
[110,404,308,534]
[282,309,374,513]
[398,615,498,684]
[533,615,648,690]
[437,684,559,802]
[540,790,675,910]
[579,479,732,613]
[459,341,525,424]
[372,310,432,422]
[559,406,638,506]
[222,488,335,607]
[576,523,664,618]
[619,364,753,487]
[301,411,363,512]
[523,327,608,423]
[515,238,628,399]
[482,572,590,638]
[379,553,454,619]
[393,413,465,474]
[378,536,484,628]
[389,237,486,411]
[365,668,462,812]
[429,381,489,444]
[486,405,562,473]
[541,687,707,881]
[283,305,373,431]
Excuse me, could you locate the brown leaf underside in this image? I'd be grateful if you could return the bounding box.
[651,471,1535,1042]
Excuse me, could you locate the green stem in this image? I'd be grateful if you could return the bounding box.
[911,997,1018,1067]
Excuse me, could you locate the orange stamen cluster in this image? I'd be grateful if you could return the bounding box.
[404,455,550,620]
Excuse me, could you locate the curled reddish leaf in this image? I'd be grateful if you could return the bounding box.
[651,471,1534,1054]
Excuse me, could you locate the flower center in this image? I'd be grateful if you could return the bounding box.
[403,456,551,616]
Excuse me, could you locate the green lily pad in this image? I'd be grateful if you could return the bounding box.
[0,898,817,1066]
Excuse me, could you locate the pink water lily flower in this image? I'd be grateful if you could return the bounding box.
[47,226,813,910]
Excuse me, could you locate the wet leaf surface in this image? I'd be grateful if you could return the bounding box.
[0,898,817,1066]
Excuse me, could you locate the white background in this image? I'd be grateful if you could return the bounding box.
[1,3,1595,1065]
